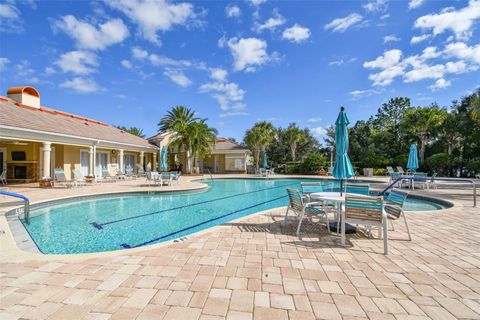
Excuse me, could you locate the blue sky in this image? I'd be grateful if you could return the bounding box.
[0,0,479,142]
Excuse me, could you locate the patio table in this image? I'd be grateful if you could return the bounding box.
[309,192,357,234]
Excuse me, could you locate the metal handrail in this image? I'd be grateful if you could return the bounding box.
[0,190,31,224]
[206,169,214,182]
[379,175,478,207]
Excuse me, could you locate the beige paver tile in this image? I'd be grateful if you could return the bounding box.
[202,297,230,316]
[227,310,253,320]
[165,290,193,306]
[230,290,254,312]
[270,293,295,310]
[110,307,141,320]
[288,310,316,320]
[96,274,129,291]
[190,291,209,308]
[310,301,342,320]
[254,291,270,308]
[209,288,232,299]
[332,294,366,317]
[136,304,169,320]
[163,306,202,320]
[21,301,63,320]
[49,304,92,320]
[122,288,156,309]
[420,305,457,320]
[372,297,407,315]
[253,307,288,320]
[82,312,112,320]
[434,297,479,319]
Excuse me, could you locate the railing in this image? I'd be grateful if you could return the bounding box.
[206,169,214,182]
[0,190,31,224]
[379,176,478,207]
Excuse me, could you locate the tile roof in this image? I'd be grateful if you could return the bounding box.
[0,96,155,149]
[214,138,250,152]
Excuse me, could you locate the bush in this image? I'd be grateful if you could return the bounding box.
[285,153,327,175]
[374,168,387,176]
[424,153,453,175]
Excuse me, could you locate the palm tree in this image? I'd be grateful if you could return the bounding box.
[401,105,447,163]
[158,106,198,173]
[470,93,480,123]
[283,123,307,161]
[244,121,275,169]
[442,113,462,155]
[114,125,146,138]
[189,120,218,170]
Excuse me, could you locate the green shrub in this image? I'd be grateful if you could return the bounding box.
[374,168,387,176]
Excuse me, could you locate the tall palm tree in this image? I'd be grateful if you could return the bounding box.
[471,93,480,124]
[442,113,462,155]
[244,121,275,169]
[158,106,198,173]
[283,123,307,161]
[114,125,146,138]
[401,106,447,163]
[189,120,218,169]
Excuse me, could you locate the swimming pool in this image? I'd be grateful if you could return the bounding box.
[19,178,448,254]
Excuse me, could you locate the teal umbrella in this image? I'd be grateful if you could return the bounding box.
[333,106,354,190]
[407,144,419,172]
[263,152,268,169]
[160,146,167,171]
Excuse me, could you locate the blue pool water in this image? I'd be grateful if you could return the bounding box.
[22,179,447,254]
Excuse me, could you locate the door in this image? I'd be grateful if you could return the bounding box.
[80,151,89,176]
[124,154,135,174]
[95,152,108,177]
[214,155,220,173]
[0,148,6,174]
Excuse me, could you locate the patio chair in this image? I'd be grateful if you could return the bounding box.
[53,169,73,188]
[0,170,7,185]
[101,169,117,182]
[345,183,370,195]
[386,166,400,182]
[285,188,330,236]
[396,166,405,174]
[161,172,173,186]
[145,171,158,186]
[423,172,437,190]
[258,168,267,177]
[115,169,127,180]
[125,166,136,179]
[343,194,388,255]
[72,169,87,187]
[385,189,411,241]
[412,172,428,189]
[171,171,181,184]
[270,168,276,176]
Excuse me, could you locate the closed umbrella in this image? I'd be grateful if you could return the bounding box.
[263,152,268,169]
[406,144,419,173]
[332,106,355,233]
[160,146,167,171]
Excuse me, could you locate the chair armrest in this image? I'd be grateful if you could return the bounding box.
[304,201,325,208]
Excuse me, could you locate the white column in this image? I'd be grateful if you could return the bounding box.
[41,142,51,179]
[118,149,124,172]
[153,152,157,172]
[244,152,248,173]
[88,146,94,176]
[140,151,145,172]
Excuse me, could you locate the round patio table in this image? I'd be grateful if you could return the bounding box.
[310,192,357,234]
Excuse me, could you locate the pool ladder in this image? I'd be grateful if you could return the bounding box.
[206,169,214,182]
[0,190,30,224]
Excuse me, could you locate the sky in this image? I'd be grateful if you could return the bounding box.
[0,0,479,142]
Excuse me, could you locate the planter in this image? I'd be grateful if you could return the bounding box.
[363,168,373,177]
[85,176,95,184]
[39,179,52,188]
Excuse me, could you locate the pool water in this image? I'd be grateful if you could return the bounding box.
[22,179,446,254]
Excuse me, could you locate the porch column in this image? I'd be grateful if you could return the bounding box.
[88,146,94,176]
[41,142,51,179]
[118,149,124,172]
[140,151,144,172]
[153,152,157,172]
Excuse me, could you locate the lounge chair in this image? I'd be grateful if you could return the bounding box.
[125,166,136,179]
[115,169,127,180]
[145,171,158,186]
[53,169,73,188]
[170,171,181,184]
[101,169,117,182]
[342,194,388,255]
[345,183,370,195]
[386,166,400,182]
[385,189,411,240]
[0,170,7,185]
[258,168,268,177]
[396,166,405,174]
[161,173,173,186]
[412,172,428,189]
[285,188,330,236]
[72,169,87,187]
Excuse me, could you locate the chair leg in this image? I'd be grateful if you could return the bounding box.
[390,219,395,231]
[383,219,388,255]
[325,214,330,233]
[296,211,305,236]
[403,211,412,241]
[284,207,290,222]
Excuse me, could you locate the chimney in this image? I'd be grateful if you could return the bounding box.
[7,86,41,108]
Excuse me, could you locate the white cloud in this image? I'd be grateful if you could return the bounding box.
[349,88,385,100]
[210,68,228,81]
[226,5,241,18]
[363,50,405,86]
[106,0,196,45]
[227,37,271,72]
[429,78,451,90]
[363,0,387,13]
[282,24,311,43]
[414,0,480,40]
[132,47,149,59]
[60,77,101,93]
[307,117,322,123]
[121,59,133,69]
[0,57,10,71]
[310,126,326,137]
[325,13,363,33]
[444,42,480,64]
[55,51,98,75]
[164,68,192,87]
[409,0,425,9]
[253,10,285,33]
[199,81,245,110]
[329,58,357,66]
[0,3,21,32]
[384,34,400,43]
[248,0,267,6]
[53,15,129,50]
[14,61,39,84]
[219,111,249,118]
[410,34,431,44]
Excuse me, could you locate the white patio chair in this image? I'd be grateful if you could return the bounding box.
[0,170,7,185]
[53,169,74,188]
[72,169,87,187]
[385,189,411,241]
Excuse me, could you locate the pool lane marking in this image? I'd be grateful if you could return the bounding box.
[120,194,287,249]
[90,182,297,229]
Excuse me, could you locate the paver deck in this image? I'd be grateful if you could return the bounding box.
[1,175,479,319]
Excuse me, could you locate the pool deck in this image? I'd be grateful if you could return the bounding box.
[1,175,479,320]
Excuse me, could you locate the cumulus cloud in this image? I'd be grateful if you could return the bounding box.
[349,88,385,100]
[60,77,101,93]
[164,68,192,87]
[253,10,285,33]
[414,0,480,40]
[210,68,228,81]
[0,2,22,32]
[248,0,267,6]
[199,81,245,111]
[106,0,196,45]
[282,24,311,43]
[226,37,271,72]
[429,78,451,90]
[363,0,387,13]
[409,0,425,9]
[0,57,10,71]
[307,117,322,123]
[384,34,400,43]
[226,4,241,18]
[121,59,133,69]
[444,42,480,64]
[325,13,363,33]
[53,15,129,50]
[310,126,326,137]
[55,51,98,75]
[410,34,431,44]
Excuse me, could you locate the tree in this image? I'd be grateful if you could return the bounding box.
[189,120,218,169]
[401,105,447,164]
[441,113,462,155]
[115,125,146,138]
[244,121,275,169]
[283,123,308,161]
[470,92,480,123]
